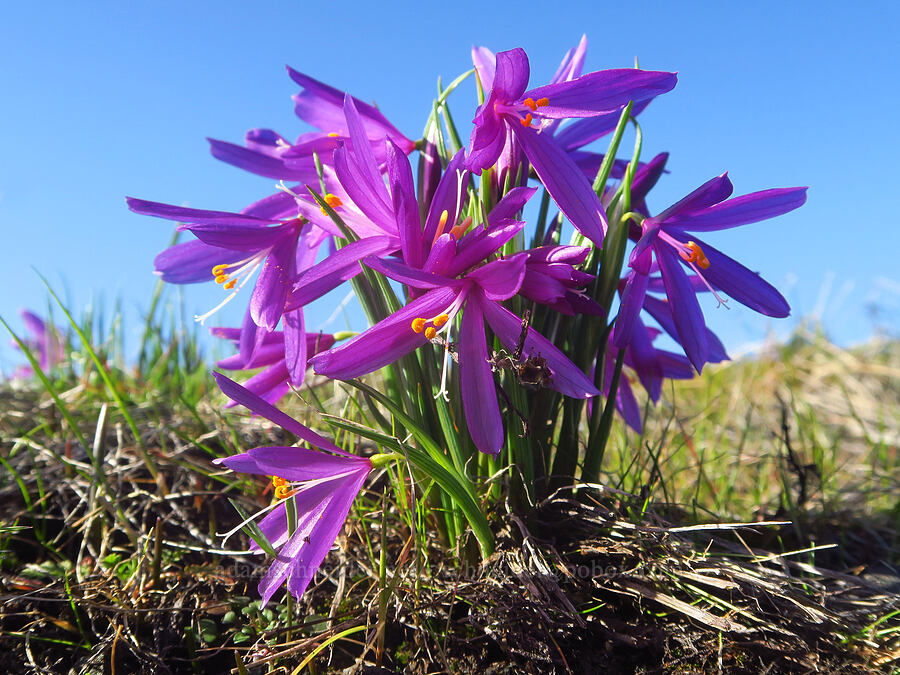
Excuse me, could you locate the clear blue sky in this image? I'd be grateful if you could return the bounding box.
[2,1,898,372]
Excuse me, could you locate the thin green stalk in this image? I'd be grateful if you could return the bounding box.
[39,275,160,481]
[1,316,90,453]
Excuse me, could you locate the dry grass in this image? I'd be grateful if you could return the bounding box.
[0,329,897,673]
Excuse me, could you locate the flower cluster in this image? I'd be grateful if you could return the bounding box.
[130,37,805,603]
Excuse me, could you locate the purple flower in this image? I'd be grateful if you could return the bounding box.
[285,95,469,312]
[466,47,677,247]
[10,310,64,378]
[212,373,371,605]
[519,245,604,316]
[212,313,336,407]
[311,187,600,455]
[593,319,695,433]
[208,68,413,181]
[473,37,650,186]
[615,175,807,371]
[127,194,335,334]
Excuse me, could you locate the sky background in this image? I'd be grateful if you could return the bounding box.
[1,1,898,373]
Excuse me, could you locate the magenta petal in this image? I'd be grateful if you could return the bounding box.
[363,256,451,290]
[208,138,316,181]
[214,446,367,482]
[664,187,808,232]
[459,296,503,455]
[481,300,600,398]
[471,46,497,92]
[287,67,411,150]
[19,311,46,343]
[656,246,708,371]
[127,197,276,227]
[512,125,607,247]
[250,232,298,331]
[630,152,669,207]
[492,48,531,101]
[642,295,729,364]
[257,486,333,605]
[689,238,791,318]
[222,362,290,409]
[447,221,524,277]
[550,34,588,84]
[282,469,368,602]
[213,373,352,457]
[608,361,642,433]
[654,173,734,222]
[422,150,469,264]
[242,190,304,221]
[466,106,507,172]
[239,304,268,362]
[629,228,659,271]
[153,240,245,284]
[311,286,460,380]
[613,270,650,349]
[422,234,458,276]
[386,139,420,266]
[287,235,396,309]
[487,186,537,223]
[219,339,283,369]
[181,222,288,251]
[524,69,677,119]
[553,99,651,151]
[334,96,393,222]
[248,446,369,479]
[467,255,526,300]
[283,308,307,385]
[526,245,590,266]
[250,503,290,553]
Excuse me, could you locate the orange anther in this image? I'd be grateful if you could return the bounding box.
[432,314,449,328]
[424,326,437,340]
[679,241,710,269]
[212,264,228,276]
[215,274,229,284]
[535,97,549,107]
[449,216,474,240]
[520,113,534,127]
[274,485,296,499]
[320,193,343,215]
[327,132,340,137]
[411,318,426,333]
[523,97,537,111]
[223,279,237,290]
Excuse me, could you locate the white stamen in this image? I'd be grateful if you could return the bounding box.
[195,253,266,324]
[215,471,357,545]
[216,498,284,544]
[434,339,452,402]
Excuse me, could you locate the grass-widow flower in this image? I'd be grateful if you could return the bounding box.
[212,373,372,605]
[615,175,807,370]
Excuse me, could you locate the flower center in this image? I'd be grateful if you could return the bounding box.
[196,250,269,324]
[523,97,550,111]
[659,234,729,308]
[411,314,449,340]
[272,476,297,500]
[410,287,470,339]
[519,97,549,127]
